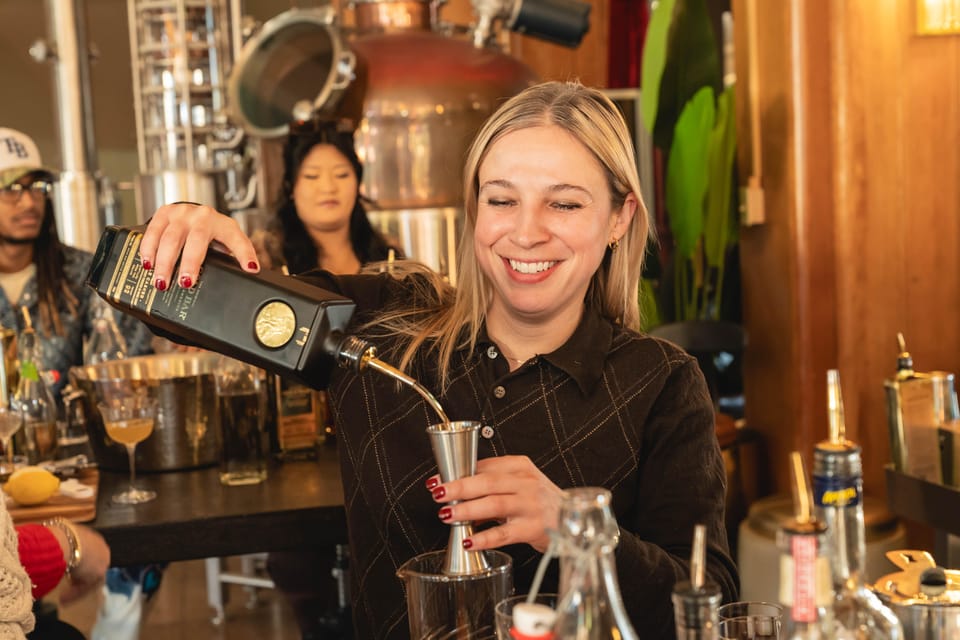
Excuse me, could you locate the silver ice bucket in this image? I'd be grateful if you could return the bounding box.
[69,352,223,472]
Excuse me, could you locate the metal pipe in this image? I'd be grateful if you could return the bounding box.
[46,0,97,173]
[45,0,101,251]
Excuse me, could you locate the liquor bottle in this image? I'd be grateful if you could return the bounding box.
[780,452,835,640]
[814,370,903,639]
[552,487,640,640]
[273,374,324,458]
[12,308,58,464]
[672,524,721,640]
[86,225,357,390]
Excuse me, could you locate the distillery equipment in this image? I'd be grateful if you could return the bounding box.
[126,0,256,218]
[225,0,593,280]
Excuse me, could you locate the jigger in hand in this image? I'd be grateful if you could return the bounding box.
[427,421,491,575]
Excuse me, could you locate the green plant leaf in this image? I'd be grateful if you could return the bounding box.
[651,0,722,151]
[666,86,715,260]
[703,86,737,268]
[640,0,678,134]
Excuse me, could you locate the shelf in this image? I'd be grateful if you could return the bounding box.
[885,465,960,537]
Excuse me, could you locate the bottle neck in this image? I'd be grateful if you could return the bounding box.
[553,488,638,640]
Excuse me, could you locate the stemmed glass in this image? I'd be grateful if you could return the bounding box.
[96,379,158,504]
[0,404,23,475]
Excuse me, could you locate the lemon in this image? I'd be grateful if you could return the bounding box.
[3,466,60,506]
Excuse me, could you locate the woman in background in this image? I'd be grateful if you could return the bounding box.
[257,119,398,640]
[252,118,396,277]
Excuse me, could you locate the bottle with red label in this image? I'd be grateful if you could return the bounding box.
[779,452,834,639]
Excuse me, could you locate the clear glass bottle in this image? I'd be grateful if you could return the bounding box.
[813,370,903,640]
[12,309,58,463]
[84,298,129,365]
[552,487,639,640]
[780,452,835,640]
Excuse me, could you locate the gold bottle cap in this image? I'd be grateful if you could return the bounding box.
[254,301,297,348]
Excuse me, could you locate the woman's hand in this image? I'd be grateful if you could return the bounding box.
[138,202,260,291]
[426,455,565,553]
[49,523,111,604]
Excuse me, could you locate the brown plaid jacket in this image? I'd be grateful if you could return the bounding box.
[304,271,739,639]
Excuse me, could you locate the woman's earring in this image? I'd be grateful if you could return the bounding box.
[608,238,620,252]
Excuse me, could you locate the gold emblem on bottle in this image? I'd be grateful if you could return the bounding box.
[255,301,297,348]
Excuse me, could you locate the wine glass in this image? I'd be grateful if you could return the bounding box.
[96,379,158,504]
[0,404,23,475]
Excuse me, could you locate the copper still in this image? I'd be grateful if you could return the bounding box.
[228,0,543,281]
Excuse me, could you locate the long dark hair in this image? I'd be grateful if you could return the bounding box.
[35,197,77,335]
[272,122,395,275]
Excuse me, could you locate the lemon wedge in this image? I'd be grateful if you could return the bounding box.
[3,466,60,506]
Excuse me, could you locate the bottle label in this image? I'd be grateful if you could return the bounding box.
[813,474,861,508]
[790,535,818,622]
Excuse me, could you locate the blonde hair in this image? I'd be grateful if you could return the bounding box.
[366,81,650,389]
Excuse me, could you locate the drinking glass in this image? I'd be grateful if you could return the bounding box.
[718,602,783,640]
[214,357,267,486]
[0,405,23,474]
[495,593,558,640]
[96,379,158,504]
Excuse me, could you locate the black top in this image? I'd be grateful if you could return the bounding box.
[302,271,739,640]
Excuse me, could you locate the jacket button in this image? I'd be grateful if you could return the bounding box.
[481,425,495,439]
[493,385,506,399]
[486,346,498,359]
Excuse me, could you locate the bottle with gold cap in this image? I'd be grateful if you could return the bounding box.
[814,370,903,639]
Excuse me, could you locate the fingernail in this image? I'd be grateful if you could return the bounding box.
[247,261,259,271]
[425,476,440,490]
[431,486,445,500]
[141,259,153,271]
[438,507,452,521]
[462,539,473,550]
[179,274,193,289]
[154,278,167,291]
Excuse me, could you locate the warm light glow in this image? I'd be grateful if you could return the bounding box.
[917,0,960,34]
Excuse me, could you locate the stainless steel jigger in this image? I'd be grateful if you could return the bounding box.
[427,421,491,575]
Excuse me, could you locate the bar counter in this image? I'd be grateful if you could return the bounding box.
[91,445,347,566]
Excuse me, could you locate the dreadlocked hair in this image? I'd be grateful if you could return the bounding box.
[34,199,79,336]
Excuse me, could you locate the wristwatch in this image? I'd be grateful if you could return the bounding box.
[43,517,82,574]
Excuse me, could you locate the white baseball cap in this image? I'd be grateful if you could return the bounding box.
[0,128,55,189]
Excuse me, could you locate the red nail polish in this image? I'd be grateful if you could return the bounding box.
[462,539,473,550]
[431,486,445,500]
[425,477,440,490]
[154,278,167,291]
[247,261,259,270]
[179,275,193,289]
[438,507,452,521]
[142,259,152,271]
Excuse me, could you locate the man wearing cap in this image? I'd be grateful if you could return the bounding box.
[0,128,151,394]
[0,128,158,637]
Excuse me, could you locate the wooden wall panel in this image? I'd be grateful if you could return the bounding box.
[736,0,960,500]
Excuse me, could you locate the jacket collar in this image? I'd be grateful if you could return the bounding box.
[478,306,614,396]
